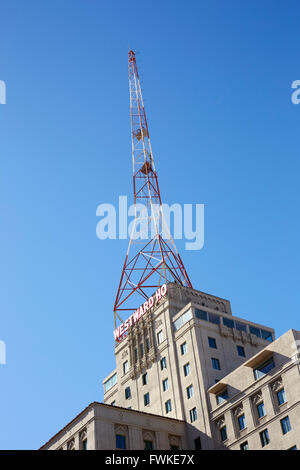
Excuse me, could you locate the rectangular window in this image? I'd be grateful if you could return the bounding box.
[260,429,270,447]
[208,313,220,325]
[125,386,131,400]
[250,326,261,337]
[165,399,172,413]
[277,388,287,405]
[142,373,148,385]
[116,434,126,449]
[144,440,153,450]
[238,414,246,431]
[280,416,291,435]
[240,441,249,450]
[212,358,221,370]
[144,392,150,406]
[208,337,217,349]
[160,357,167,370]
[146,337,150,352]
[162,378,169,392]
[180,342,187,355]
[220,426,227,442]
[216,389,228,405]
[140,343,144,358]
[254,357,275,380]
[157,330,164,344]
[103,373,117,394]
[183,363,191,376]
[223,317,234,328]
[82,439,88,450]
[237,345,245,357]
[123,361,129,374]
[134,348,138,362]
[187,384,194,399]
[189,407,197,423]
[257,402,266,418]
[195,309,208,321]
[236,321,247,332]
[174,309,192,331]
[261,329,273,342]
[194,437,202,450]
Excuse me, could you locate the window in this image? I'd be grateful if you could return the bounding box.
[189,407,197,423]
[165,399,172,413]
[162,378,169,392]
[142,373,148,385]
[237,345,245,357]
[125,387,131,399]
[238,414,246,431]
[180,342,187,355]
[260,429,270,447]
[116,434,126,449]
[236,321,247,332]
[144,440,153,450]
[157,331,164,345]
[146,337,150,352]
[254,357,275,380]
[220,426,227,442]
[261,329,273,342]
[194,437,202,450]
[208,337,217,349]
[123,361,129,374]
[144,392,150,406]
[280,416,291,435]
[140,343,144,358]
[240,441,249,450]
[183,363,191,376]
[174,309,193,331]
[277,388,287,405]
[195,309,208,321]
[223,317,234,328]
[82,439,88,450]
[250,326,260,337]
[187,384,194,399]
[257,402,266,418]
[134,348,138,362]
[160,357,167,370]
[216,388,228,405]
[208,313,220,325]
[212,358,221,370]
[103,373,117,393]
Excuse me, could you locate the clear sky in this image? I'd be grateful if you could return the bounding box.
[0,0,299,449]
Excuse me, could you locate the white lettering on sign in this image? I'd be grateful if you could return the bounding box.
[113,284,167,342]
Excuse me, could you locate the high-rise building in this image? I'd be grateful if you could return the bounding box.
[40,282,300,450]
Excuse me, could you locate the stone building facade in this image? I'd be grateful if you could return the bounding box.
[40,283,300,450]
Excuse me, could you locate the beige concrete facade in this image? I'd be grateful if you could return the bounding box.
[40,402,187,450]
[41,284,300,450]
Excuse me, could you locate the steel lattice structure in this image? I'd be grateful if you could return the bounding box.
[113,50,192,327]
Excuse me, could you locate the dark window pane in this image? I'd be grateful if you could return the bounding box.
[277,388,287,405]
[216,389,228,404]
[261,330,273,342]
[254,357,275,380]
[249,326,261,337]
[237,345,245,357]
[195,309,208,321]
[194,437,202,450]
[236,322,247,332]
[280,416,291,435]
[223,317,234,328]
[220,426,227,442]
[208,337,217,349]
[208,313,220,325]
[116,434,126,449]
[144,440,153,450]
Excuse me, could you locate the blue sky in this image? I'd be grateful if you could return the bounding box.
[0,0,299,449]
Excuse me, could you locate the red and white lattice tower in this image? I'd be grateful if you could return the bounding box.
[113,50,192,327]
